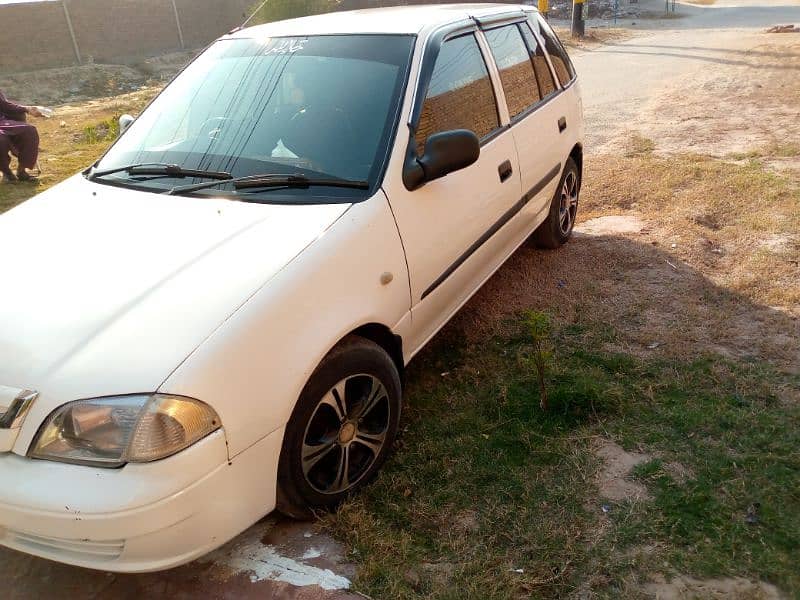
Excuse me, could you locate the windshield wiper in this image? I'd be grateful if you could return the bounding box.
[165,174,369,196]
[88,162,233,182]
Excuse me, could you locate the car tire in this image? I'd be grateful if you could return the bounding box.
[276,335,402,519]
[531,157,580,249]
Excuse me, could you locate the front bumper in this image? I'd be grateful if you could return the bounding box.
[0,427,284,572]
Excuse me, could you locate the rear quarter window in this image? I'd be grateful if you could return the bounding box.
[534,15,576,86]
[484,24,541,119]
[520,23,558,99]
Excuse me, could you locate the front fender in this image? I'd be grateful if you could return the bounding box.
[159,191,411,459]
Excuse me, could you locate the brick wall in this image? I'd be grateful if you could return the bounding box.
[0,0,253,73]
[0,1,77,71]
[0,0,524,73]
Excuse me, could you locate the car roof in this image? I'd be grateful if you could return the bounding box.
[230,3,537,38]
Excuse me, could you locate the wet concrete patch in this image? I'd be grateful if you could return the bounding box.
[1,517,359,600]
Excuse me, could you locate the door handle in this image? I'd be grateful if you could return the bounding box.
[498,160,513,182]
[558,117,567,133]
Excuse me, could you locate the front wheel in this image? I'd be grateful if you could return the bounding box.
[531,157,580,249]
[277,336,402,519]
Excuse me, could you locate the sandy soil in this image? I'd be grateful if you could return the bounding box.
[632,33,800,158]
[594,440,652,502]
[0,51,195,106]
[644,574,786,599]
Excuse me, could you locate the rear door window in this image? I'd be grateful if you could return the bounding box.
[534,15,576,85]
[483,25,541,119]
[416,33,500,155]
[520,23,558,99]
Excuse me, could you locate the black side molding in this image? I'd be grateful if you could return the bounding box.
[420,163,561,300]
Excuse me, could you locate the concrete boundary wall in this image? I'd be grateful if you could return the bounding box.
[0,0,253,73]
[0,0,521,73]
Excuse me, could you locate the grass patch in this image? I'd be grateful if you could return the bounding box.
[727,142,800,161]
[326,149,799,597]
[767,141,800,158]
[0,88,157,215]
[583,147,800,310]
[78,117,120,145]
[624,134,656,157]
[326,323,799,597]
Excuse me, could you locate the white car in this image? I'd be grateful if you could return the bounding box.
[0,4,582,572]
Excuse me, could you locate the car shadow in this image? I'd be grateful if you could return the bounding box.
[410,225,798,384]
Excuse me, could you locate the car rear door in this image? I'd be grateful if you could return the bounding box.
[382,26,522,355]
[531,14,581,170]
[482,20,566,222]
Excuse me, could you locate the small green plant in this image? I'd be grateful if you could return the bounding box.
[79,117,120,145]
[524,310,553,410]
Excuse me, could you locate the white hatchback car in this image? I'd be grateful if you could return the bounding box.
[0,4,582,572]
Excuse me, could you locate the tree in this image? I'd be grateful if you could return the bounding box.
[248,0,341,25]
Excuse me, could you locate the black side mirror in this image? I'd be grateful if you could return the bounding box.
[403,129,480,191]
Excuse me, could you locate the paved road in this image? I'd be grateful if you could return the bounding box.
[565,0,800,151]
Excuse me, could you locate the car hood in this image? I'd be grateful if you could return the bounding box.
[0,175,350,404]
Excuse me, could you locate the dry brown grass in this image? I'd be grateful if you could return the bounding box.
[0,88,158,214]
[554,27,633,49]
[442,144,799,374]
[585,150,800,310]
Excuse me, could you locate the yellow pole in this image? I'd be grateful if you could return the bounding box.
[538,0,549,17]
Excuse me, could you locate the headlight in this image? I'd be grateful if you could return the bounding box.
[30,394,221,468]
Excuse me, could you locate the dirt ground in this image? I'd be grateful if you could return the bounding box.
[0,51,196,106]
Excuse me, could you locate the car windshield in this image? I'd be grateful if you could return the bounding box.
[92,34,414,200]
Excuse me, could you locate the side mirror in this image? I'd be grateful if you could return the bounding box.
[118,114,135,135]
[403,129,480,191]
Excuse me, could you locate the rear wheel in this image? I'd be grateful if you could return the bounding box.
[531,157,580,249]
[277,336,402,519]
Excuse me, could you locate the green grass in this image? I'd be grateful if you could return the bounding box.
[0,89,156,215]
[79,117,120,145]
[325,320,800,598]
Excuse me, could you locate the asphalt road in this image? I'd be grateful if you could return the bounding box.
[566,0,800,151]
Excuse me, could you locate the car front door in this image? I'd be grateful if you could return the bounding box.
[382,28,522,355]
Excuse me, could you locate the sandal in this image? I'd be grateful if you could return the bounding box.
[2,169,17,184]
[16,170,38,183]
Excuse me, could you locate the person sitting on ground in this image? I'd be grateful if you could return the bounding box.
[0,90,42,183]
